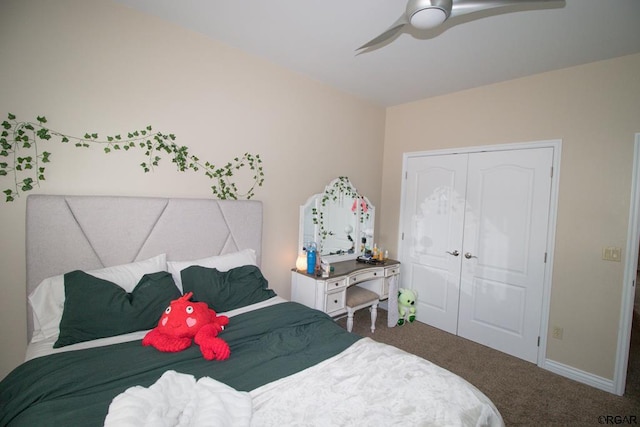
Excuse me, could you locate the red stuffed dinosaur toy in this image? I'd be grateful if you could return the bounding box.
[142,292,230,361]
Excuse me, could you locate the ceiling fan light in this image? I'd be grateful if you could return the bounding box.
[410,7,447,30]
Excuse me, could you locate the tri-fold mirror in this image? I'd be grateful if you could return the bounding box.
[299,177,375,262]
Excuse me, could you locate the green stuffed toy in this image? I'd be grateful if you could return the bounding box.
[397,288,417,326]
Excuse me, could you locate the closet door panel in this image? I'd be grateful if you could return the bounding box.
[458,148,553,363]
[400,154,467,333]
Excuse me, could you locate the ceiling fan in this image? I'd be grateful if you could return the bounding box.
[357,0,562,51]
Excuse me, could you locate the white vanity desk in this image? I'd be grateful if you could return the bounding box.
[294,177,400,327]
[291,259,400,327]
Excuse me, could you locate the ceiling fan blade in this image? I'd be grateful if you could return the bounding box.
[449,0,561,19]
[356,14,409,51]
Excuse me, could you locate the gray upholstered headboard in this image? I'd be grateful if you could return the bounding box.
[25,194,263,339]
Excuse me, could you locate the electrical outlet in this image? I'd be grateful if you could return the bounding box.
[552,326,563,340]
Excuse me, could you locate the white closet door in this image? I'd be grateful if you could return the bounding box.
[458,148,553,363]
[401,154,467,333]
[400,147,553,363]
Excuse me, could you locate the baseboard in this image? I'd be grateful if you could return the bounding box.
[542,358,616,394]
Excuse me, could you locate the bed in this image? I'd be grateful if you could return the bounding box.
[0,194,504,426]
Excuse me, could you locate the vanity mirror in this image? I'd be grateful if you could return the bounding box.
[299,177,375,262]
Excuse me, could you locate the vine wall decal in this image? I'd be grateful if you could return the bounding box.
[0,113,264,202]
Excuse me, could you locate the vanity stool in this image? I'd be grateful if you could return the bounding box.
[345,286,379,333]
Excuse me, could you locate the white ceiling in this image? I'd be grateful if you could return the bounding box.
[114,0,640,107]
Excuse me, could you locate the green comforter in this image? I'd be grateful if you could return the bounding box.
[0,301,360,426]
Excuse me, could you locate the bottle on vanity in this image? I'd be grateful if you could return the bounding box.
[306,242,317,275]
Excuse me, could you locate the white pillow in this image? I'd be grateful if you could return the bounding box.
[29,254,167,343]
[167,249,257,292]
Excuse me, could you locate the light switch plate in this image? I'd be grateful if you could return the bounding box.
[602,247,622,262]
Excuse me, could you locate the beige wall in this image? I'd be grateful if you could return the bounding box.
[380,53,640,380]
[0,0,385,378]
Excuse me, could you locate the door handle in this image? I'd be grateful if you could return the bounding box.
[446,250,460,256]
[464,252,477,259]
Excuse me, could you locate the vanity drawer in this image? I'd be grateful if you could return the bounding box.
[348,269,382,285]
[325,289,346,314]
[385,265,400,277]
[324,278,346,292]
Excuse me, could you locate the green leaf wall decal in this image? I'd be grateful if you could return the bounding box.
[0,113,265,202]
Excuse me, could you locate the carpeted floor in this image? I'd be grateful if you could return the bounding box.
[336,308,640,426]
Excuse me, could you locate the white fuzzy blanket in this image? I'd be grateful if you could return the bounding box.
[250,338,504,427]
[104,370,252,427]
[106,338,503,427]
